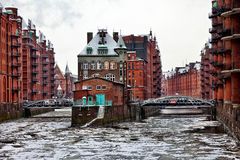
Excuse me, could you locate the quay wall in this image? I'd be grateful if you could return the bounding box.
[216,102,240,142]
[72,104,159,127]
[0,103,54,122]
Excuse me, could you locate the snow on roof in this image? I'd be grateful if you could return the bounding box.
[178,68,186,74]
[194,62,201,70]
[78,31,118,56]
[115,35,127,50]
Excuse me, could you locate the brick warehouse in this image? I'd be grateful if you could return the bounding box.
[123,32,162,99]
[209,0,240,140]
[0,6,23,121]
[126,51,146,101]
[200,43,214,100]
[0,6,22,103]
[22,20,55,101]
[0,4,56,121]
[163,62,201,98]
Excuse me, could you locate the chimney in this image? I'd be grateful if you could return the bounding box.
[113,32,119,42]
[87,32,93,44]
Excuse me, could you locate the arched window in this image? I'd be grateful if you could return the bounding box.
[91,61,96,70]
[3,76,6,102]
[105,73,115,81]
[110,61,117,70]
[97,61,103,70]
[104,61,109,70]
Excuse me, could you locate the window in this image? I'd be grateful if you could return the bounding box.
[97,61,103,70]
[83,75,88,79]
[98,46,108,55]
[105,73,115,81]
[91,62,96,70]
[102,85,107,90]
[83,63,88,70]
[96,85,101,90]
[86,47,93,54]
[104,61,109,70]
[87,86,92,90]
[110,61,116,70]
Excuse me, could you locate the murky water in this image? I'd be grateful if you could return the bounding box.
[0,115,239,160]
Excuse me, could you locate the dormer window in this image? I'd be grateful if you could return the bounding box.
[86,46,93,54]
[98,46,108,55]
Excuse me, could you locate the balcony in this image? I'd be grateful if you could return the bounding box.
[12,87,20,92]
[32,89,38,94]
[12,62,21,68]
[42,54,48,58]
[209,48,218,54]
[42,61,48,66]
[32,77,38,83]
[12,52,20,57]
[222,27,240,40]
[43,81,48,85]
[232,62,240,70]
[11,33,20,38]
[32,62,38,67]
[42,68,48,72]
[12,72,21,78]
[11,42,21,48]
[31,46,38,51]
[222,3,240,17]
[32,70,38,75]
[31,54,38,59]
[209,28,217,33]
[42,75,48,79]
[212,61,224,67]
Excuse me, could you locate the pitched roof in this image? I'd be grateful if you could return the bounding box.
[115,35,127,50]
[65,63,71,74]
[78,29,119,56]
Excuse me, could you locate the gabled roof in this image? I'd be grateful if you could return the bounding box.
[78,30,119,56]
[115,35,127,50]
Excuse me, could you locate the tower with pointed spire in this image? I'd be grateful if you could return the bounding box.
[65,63,72,98]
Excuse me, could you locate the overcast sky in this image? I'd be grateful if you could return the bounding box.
[2,0,211,75]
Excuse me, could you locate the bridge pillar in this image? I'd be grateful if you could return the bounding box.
[23,108,31,118]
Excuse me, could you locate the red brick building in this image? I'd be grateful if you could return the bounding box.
[22,20,55,101]
[209,0,240,140]
[0,6,22,104]
[164,62,201,98]
[74,77,124,106]
[126,51,146,101]
[200,43,214,100]
[123,31,162,99]
[54,64,77,98]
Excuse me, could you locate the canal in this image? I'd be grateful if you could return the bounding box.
[0,110,239,159]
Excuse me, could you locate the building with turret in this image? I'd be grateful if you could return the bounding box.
[77,29,127,83]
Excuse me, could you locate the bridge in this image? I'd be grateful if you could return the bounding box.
[142,96,214,107]
[139,96,216,119]
[23,98,73,109]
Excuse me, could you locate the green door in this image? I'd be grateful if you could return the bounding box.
[88,96,93,105]
[96,94,105,105]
